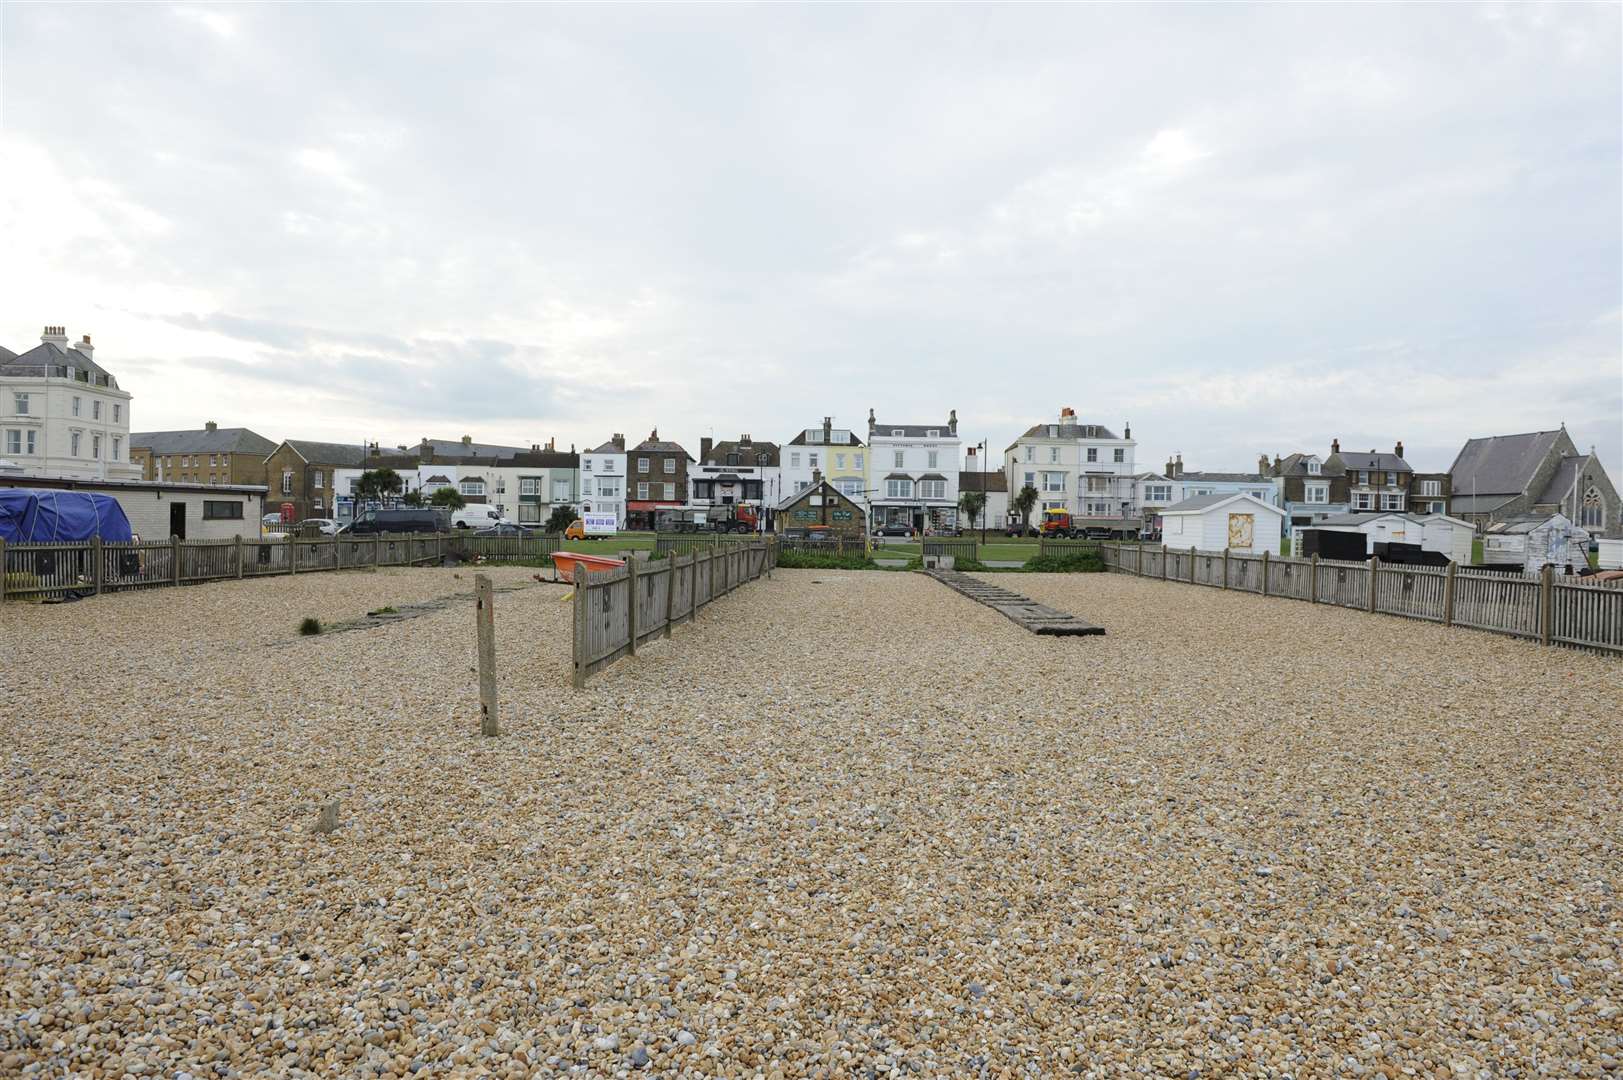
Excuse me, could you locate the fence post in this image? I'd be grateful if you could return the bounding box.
[374,534,381,569]
[1443,560,1457,627]
[1189,546,1196,584]
[92,535,103,595]
[627,557,640,656]
[1367,556,1379,613]
[1221,548,1229,590]
[1260,549,1269,597]
[1136,540,1145,577]
[1310,554,1319,604]
[572,567,588,689]
[287,533,296,575]
[0,537,7,602]
[173,535,183,586]
[664,557,675,638]
[474,573,499,735]
[1539,564,1553,646]
[1161,544,1168,581]
[235,534,244,579]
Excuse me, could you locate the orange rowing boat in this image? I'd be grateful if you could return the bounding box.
[550,550,626,582]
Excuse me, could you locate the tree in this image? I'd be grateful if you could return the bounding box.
[429,487,466,510]
[958,489,987,532]
[1013,483,1039,536]
[545,505,581,534]
[354,468,403,509]
[400,490,427,507]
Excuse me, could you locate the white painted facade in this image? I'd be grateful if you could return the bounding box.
[1300,512,1475,563]
[580,442,626,527]
[1004,409,1138,524]
[1,329,138,482]
[1160,493,1285,555]
[866,411,961,532]
[0,478,266,541]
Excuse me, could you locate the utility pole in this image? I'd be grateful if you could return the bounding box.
[979,438,988,545]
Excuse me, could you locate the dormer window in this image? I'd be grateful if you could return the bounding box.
[927,429,940,437]
[891,429,903,437]
[1307,460,1321,475]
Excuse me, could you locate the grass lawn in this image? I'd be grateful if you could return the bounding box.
[558,532,658,555]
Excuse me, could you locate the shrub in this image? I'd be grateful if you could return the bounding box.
[545,506,581,534]
[776,550,877,570]
[299,616,323,635]
[1024,551,1104,573]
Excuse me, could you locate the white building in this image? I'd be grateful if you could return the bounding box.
[961,447,1008,532]
[0,475,266,541]
[782,418,866,503]
[1,327,138,481]
[1160,492,1285,555]
[866,409,961,533]
[1004,407,1139,532]
[1298,512,1475,564]
[580,434,627,528]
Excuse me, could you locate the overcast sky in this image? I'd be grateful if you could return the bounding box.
[3,3,1619,475]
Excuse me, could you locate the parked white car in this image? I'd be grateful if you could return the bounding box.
[451,505,509,530]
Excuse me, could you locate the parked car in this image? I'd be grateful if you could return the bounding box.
[873,523,915,538]
[452,505,508,530]
[294,518,339,536]
[474,524,539,537]
[342,508,449,535]
[1005,523,1037,537]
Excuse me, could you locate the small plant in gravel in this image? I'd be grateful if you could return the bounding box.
[298,616,323,635]
[370,606,398,615]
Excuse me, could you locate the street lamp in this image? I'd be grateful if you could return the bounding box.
[978,438,988,544]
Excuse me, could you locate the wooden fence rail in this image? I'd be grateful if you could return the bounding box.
[0,531,559,603]
[1100,543,1621,655]
[573,540,775,686]
[653,535,764,559]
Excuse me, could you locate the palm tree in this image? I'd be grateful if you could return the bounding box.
[958,489,987,533]
[354,468,403,513]
[1013,483,1039,536]
[429,487,466,511]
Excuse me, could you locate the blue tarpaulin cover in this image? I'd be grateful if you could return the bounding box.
[0,489,134,543]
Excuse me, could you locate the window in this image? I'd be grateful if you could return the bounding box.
[208,455,217,467]
[71,432,81,456]
[13,393,28,415]
[1358,471,1370,485]
[893,451,904,469]
[518,503,541,524]
[1088,501,1112,515]
[112,437,121,460]
[1049,446,1059,463]
[1042,472,1065,493]
[584,458,592,471]
[1307,460,1321,476]
[1580,488,1603,530]
[1144,484,1171,503]
[854,454,863,470]
[87,433,97,458]
[1353,492,1373,510]
[25,430,38,454]
[1429,501,1445,514]
[1025,446,1035,462]
[885,478,913,499]
[1087,476,1108,493]
[927,429,940,437]
[891,428,903,436]
[282,470,293,495]
[459,479,485,496]
[1421,479,1441,496]
[927,450,938,469]
[597,479,619,498]
[726,452,739,466]
[1023,471,1035,488]
[93,400,102,420]
[552,478,571,501]
[809,453,819,468]
[312,498,324,512]
[1087,448,1097,463]
[72,396,81,417]
[1380,493,1405,511]
[835,454,846,470]
[790,452,800,468]
[1305,483,1329,504]
[638,458,650,473]
[664,483,675,500]
[113,403,121,423]
[836,477,864,498]
[202,500,244,520]
[4,430,18,455]
[1387,472,1403,487]
[637,482,649,500]
[663,458,674,474]
[313,471,324,489]
[919,479,946,500]
[1113,449,1124,463]
[520,477,541,496]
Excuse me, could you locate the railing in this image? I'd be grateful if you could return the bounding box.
[653,534,766,559]
[1037,538,1105,558]
[922,537,977,561]
[778,538,868,558]
[0,532,551,602]
[1100,543,1622,655]
[572,540,776,686]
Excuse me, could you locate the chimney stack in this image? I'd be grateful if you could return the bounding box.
[531,443,540,453]
[206,420,218,433]
[71,334,94,361]
[823,416,833,443]
[812,468,823,485]
[1166,456,1175,477]
[1124,420,1131,439]
[700,436,714,461]
[741,433,751,446]
[1394,440,1404,459]
[461,435,473,448]
[419,437,432,464]
[1331,438,1340,454]
[40,325,68,348]
[948,408,957,435]
[867,408,875,436]
[1175,453,1184,479]
[1259,453,1270,474]
[1059,406,1075,423]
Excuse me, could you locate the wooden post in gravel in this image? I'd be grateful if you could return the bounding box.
[235,534,244,579]
[1539,564,1553,646]
[1261,549,1269,597]
[1189,545,1196,584]
[173,535,183,586]
[374,534,381,570]
[0,537,7,602]
[1367,556,1379,612]
[627,557,640,656]
[92,535,103,595]
[664,556,675,638]
[571,568,587,689]
[1161,545,1168,581]
[1443,561,1457,627]
[474,573,499,736]
[1221,548,1229,590]
[1310,554,1320,604]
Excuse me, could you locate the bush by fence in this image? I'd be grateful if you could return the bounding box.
[0,531,562,602]
[573,540,775,686]
[1102,542,1622,656]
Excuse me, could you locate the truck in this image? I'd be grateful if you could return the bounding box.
[1038,509,1126,540]
[655,505,761,534]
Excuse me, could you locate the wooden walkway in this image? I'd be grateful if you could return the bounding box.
[924,569,1105,636]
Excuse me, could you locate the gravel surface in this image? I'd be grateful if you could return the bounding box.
[1,566,1618,1078]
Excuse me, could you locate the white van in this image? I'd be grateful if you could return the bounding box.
[451,505,509,530]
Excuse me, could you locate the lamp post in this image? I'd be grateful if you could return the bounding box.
[978,438,988,544]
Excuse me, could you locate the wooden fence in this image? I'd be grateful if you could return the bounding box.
[778,538,868,559]
[653,534,766,558]
[922,537,978,561]
[573,541,775,686]
[0,532,559,602]
[1038,538,1105,558]
[1101,543,1623,656]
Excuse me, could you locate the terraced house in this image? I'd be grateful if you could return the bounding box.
[625,430,692,530]
[782,418,865,502]
[1003,407,1138,533]
[867,408,961,533]
[262,439,367,522]
[131,421,277,487]
[0,327,137,481]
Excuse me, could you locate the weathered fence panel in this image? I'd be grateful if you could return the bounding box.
[571,541,774,686]
[1099,543,1618,656]
[922,537,977,561]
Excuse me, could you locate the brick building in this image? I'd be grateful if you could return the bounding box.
[131,421,277,487]
[262,439,367,522]
[625,430,693,530]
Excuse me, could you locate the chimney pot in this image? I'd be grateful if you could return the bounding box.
[1331,438,1340,454]
[206,420,218,432]
[1394,440,1404,458]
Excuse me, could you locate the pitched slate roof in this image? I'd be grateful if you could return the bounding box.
[0,346,15,361]
[1,340,119,385]
[872,422,957,439]
[1013,421,1120,440]
[1180,471,1272,484]
[508,450,579,469]
[1334,451,1411,473]
[589,436,626,454]
[787,429,863,446]
[1535,454,1595,505]
[958,470,1007,492]
[632,435,693,458]
[1448,430,1565,495]
[132,427,277,456]
[281,440,368,467]
[419,438,528,459]
[1163,492,1282,514]
[1274,452,1342,477]
[703,439,780,465]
